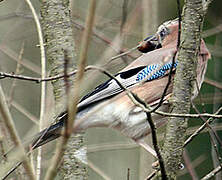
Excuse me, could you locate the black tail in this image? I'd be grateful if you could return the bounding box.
[2,114,67,180]
[31,113,66,149]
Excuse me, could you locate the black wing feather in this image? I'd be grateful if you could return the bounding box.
[78,66,146,109]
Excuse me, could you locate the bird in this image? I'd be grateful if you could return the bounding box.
[31,19,211,156]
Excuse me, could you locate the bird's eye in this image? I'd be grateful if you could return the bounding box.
[159,28,169,38]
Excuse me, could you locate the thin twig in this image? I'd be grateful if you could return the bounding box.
[150,7,182,113]
[0,85,36,179]
[106,45,139,63]
[202,24,222,38]
[1,42,24,167]
[72,19,136,59]
[132,95,167,178]
[145,169,159,180]
[1,66,222,119]
[9,99,39,125]
[204,78,222,90]
[146,111,167,178]
[0,45,41,74]
[2,55,221,179]
[118,0,129,64]
[1,65,222,91]
[120,0,128,34]
[127,168,130,180]
[201,164,222,180]
[7,42,24,108]
[87,142,138,153]
[192,103,222,148]
[24,0,47,178]
[6,41,25,180]
[183,149,198,180]
[191,103,222,170]
[192,77,222,159]
[88,160,111,180]
[2,162,23,180]
[153,107,222,119]
[184,106,222,147]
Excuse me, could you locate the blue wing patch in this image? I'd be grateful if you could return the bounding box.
[136,61,178,82]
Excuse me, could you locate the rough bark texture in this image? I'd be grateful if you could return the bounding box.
[39,0,87,179]
[162,0,205,179]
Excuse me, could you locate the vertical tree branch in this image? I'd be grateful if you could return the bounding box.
[59,0,96,179]
[23,0,47,179]
[39,0,87,179]
[162,0,211,178]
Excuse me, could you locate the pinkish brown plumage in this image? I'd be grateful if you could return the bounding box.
[32,19,211,156]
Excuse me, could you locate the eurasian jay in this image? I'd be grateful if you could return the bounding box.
[32,19,211,155]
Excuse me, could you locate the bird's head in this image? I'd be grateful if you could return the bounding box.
[138,19,179,53]
[139,19,210,59]
[156,19,179,47]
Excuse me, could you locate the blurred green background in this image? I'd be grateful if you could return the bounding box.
[0,0,221,179]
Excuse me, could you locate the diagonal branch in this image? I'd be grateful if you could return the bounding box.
[0,85,35,179]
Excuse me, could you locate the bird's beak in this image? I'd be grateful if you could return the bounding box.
[137,34,161,53]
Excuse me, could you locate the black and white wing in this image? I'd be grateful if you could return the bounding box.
[78,60,177,110]
[78,66,146,110]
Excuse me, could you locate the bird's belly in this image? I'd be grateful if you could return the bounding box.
[112,104,169,140]
[75,100,169,140]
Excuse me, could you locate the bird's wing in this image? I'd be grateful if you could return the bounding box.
[78,59,177,110]
[78,66,146,109]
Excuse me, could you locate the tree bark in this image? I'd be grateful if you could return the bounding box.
[162,0,205,178]
[40,0,87,179]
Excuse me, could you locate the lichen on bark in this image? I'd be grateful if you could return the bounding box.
[162,0,206,178]
[39,0,87,179]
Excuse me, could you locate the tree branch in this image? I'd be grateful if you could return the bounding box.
[0,85,35,180]
[162,0,213,178]
[23,0,47,178]
[39,0,87,179]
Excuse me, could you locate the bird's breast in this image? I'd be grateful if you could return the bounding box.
[75,96,169,140]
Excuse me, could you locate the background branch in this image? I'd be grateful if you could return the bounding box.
[0,85,35,179]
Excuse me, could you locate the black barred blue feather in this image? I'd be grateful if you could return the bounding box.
[136,61,178,82]
[78,61,178,110]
